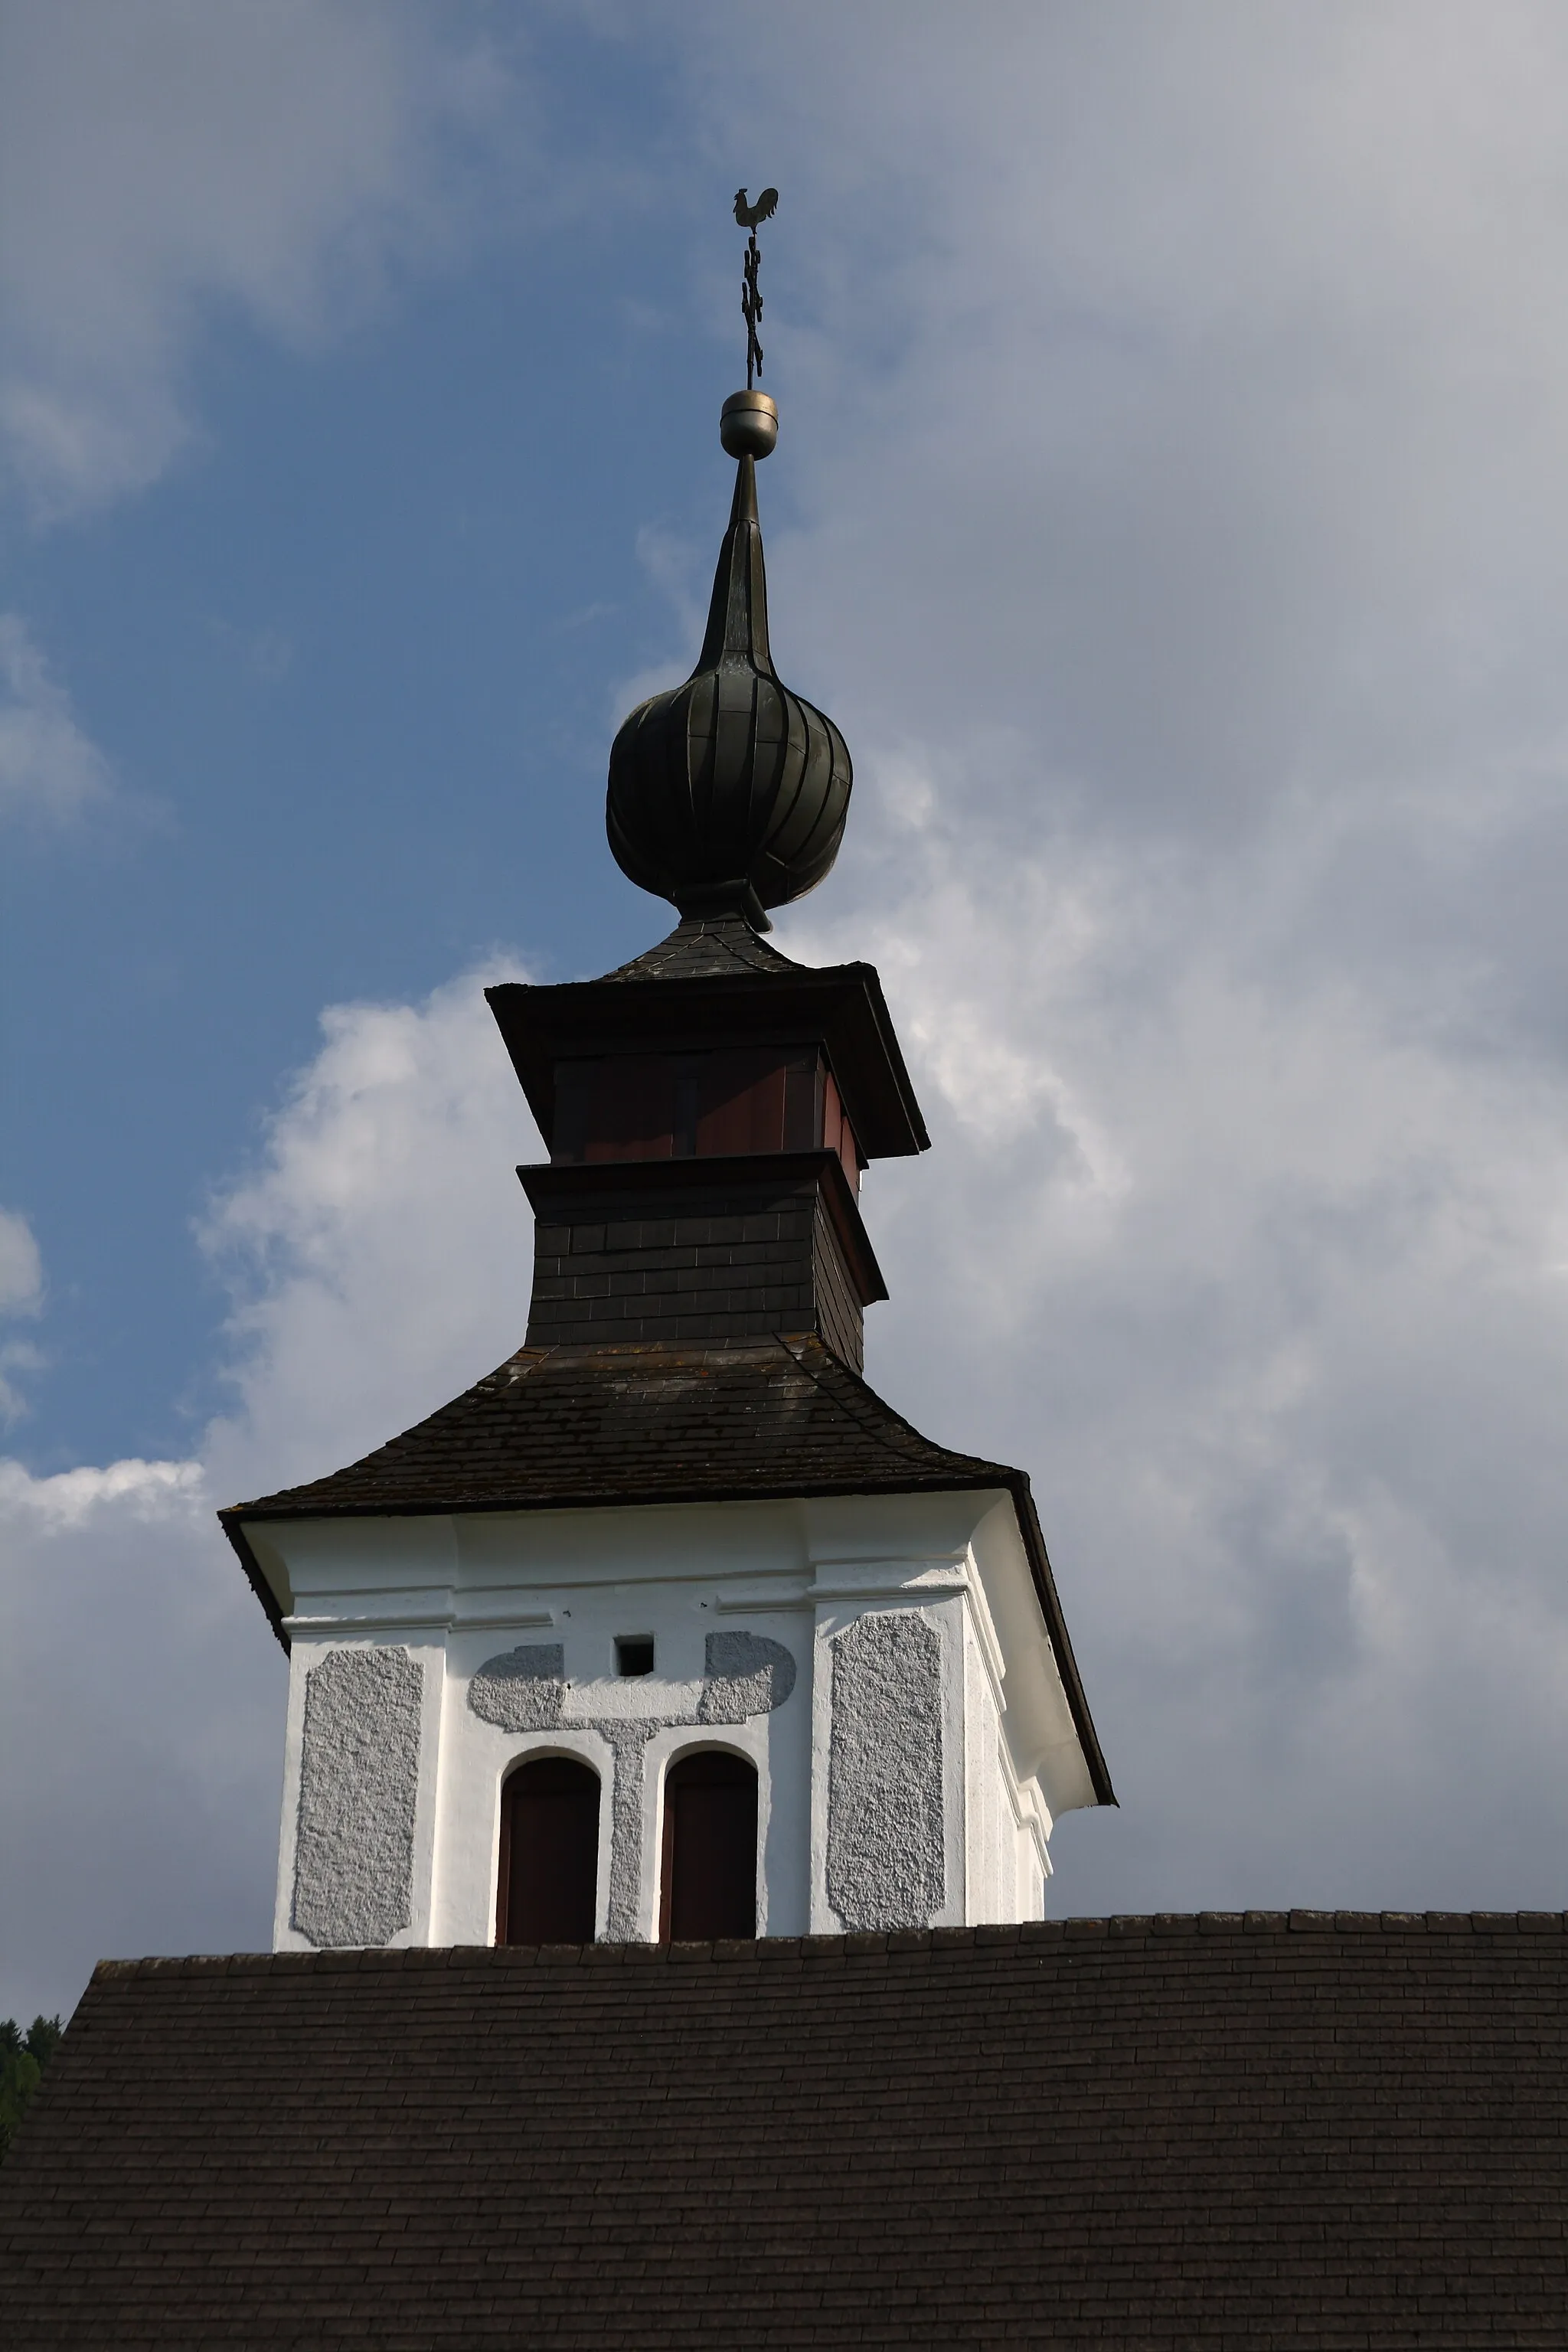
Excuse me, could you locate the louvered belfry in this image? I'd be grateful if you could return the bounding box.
[606,430,851,932]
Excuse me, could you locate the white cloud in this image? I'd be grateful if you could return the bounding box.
[0,969,544,2021]
[0,1199,246,2021]
[0,616,113,821]
[0,1453,279,2023]
[672,4,1568,885]
[0,0,513,514]
[200,964,541,1502]
[700,0,1568,1910]
[0,1208,44,1320]
[777,742,1568,1912]
[0,1204,45,1426]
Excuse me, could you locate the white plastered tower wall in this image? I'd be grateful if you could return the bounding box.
[248,1483,1098,1952]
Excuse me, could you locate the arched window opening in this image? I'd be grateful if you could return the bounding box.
[660,1749,758,1941]
[498,1756,600,1945]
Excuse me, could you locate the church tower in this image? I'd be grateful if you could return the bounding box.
[221,368,1112,1954]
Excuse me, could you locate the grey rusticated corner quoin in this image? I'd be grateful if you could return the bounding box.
[291,1646,422,1949]
[219,369,1112,1957]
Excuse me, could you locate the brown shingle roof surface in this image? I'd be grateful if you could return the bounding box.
[4,1917,1566,2348]
[224,1334,1014,1519]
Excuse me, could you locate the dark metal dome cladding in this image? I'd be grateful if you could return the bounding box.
[606,411,851,934]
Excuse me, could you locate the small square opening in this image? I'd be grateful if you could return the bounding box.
[616,1635,655,1677]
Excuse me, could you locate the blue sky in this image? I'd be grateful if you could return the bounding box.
[1,14,772,1467]
[8,1,1568,2023]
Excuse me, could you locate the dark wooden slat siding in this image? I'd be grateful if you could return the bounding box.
[524,1176,822,1348]
[517,1152,885,1357]
[812,1193,866,1370]
[4,1916,1567,2348]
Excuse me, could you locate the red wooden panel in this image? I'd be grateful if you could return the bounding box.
[553,1058,675,1164]
[553,1048,858,1173]
[782,1055,818,1152]
[696,1051,785,1157]
[658,1749,758,1941]
[822,1068,862,1191]
[550,1060,595,1162]
[583,1057,675,1162]
[498,1756,601,1945]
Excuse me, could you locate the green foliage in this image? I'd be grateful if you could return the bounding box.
[0,2014,64,2163]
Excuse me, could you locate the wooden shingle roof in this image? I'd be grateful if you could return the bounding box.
[5,1915,1566,2348]
[224,1335,1009,1521]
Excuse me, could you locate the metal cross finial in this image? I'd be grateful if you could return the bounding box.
[733,185,777,389]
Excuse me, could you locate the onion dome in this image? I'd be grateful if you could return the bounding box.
[606,392,852,934]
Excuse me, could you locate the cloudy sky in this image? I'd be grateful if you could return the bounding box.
[5,0,1568,2024]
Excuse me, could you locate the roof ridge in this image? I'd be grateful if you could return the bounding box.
[89,1908,1568,1982]
[31,1917,1568,2343]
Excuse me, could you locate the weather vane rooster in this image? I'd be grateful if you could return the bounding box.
[733,185,778,389]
